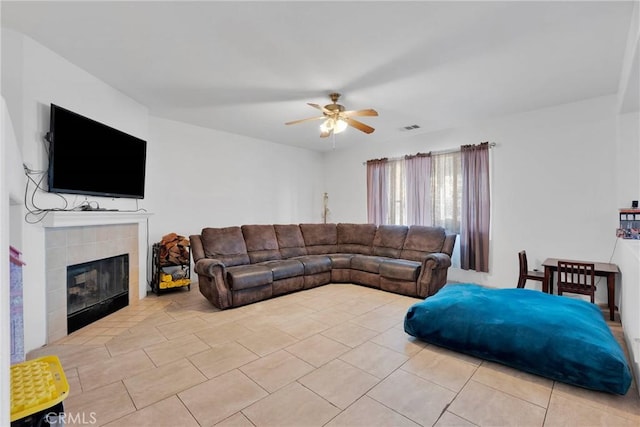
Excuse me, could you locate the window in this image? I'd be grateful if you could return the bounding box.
[367,143,490,272]
[367,151,461,232]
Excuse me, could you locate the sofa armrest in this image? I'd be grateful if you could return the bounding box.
[417,253,452,298]
[195,258,226,277]
[424,253,451,269]
[194,258,233,309]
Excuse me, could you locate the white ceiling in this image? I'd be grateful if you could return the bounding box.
[1,1,635,151]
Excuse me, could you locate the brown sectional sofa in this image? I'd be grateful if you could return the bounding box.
[190,223,456,309]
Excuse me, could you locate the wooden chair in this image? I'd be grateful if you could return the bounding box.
[517,250,545,288]
[557,260,596,303]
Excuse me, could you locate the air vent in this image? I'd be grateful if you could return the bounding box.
[401,124,421,131]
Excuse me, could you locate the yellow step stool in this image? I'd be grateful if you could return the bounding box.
[10,355,69,425]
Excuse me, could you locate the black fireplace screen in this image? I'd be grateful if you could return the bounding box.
[67,253,129,333]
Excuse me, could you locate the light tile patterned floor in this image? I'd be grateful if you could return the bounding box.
[27,283,640,426]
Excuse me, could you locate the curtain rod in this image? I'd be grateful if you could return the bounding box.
[362,142,496,165]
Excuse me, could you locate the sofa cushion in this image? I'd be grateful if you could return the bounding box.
[401,226,446,262]
[226,264,273,290]
[380,259,421,281]
[293,255,332,275]
[351,255,387,274]
[242,224,282,263]
[328,253,354,269]
[300,223,338,255]
[274,224,308,258]
[261,259,305,280]
[372,225,408,258]
[337,223,376,255]
[201,227,250,267]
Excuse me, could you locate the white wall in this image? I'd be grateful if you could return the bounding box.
[0,99,12,427]
[614,1,639,390]
[1,29,150,352]
[616,111,640,211]
[1,30,326,353]
[145,115,325,254]
[615,110,640,392]
[324,95,619,303]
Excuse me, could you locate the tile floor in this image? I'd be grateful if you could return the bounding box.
[27,283,639,427]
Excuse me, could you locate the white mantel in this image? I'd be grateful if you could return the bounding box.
[41,210,152,229]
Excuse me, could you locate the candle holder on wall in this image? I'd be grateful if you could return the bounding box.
[322,192,330,224]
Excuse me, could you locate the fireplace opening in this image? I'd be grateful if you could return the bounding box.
[67,253,129,333]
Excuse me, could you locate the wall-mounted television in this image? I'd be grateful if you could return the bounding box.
[47,104,147,199]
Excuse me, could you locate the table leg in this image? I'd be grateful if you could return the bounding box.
[543,267,550,294]
[607,273,615,321]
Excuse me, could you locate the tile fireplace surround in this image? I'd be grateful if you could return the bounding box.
[42,212,151,343]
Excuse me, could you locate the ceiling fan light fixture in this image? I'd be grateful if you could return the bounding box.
[334,118,348,134]
[319,119,332,133]
[321,117,347,134]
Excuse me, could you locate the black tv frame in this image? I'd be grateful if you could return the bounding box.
[47,104,147,199]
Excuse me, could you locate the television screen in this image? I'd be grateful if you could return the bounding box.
[48,104,147,199]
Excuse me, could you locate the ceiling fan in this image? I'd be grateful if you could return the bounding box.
[285,93,378,138]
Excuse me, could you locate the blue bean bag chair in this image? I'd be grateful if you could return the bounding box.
[404,283,632,395]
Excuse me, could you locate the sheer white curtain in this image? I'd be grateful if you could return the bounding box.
[388,159,406,225]
[431,151,461,234]
[405,153,431,226]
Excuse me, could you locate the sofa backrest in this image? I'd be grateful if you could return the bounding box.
[443,233,457,257]
[242,225,282,263]
[197,223,454,265]
[274,224,308,258]
[401,226,446,262]
[201,226,250,266]
[372,225,408,258]
[189,235,206,263]
[300,223,338,255]
[337,223,376,255]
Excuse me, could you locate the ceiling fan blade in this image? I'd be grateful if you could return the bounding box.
[345,117,375,134]
[308,103,332,114]
[285,116,325,125]
[342,109,378,117]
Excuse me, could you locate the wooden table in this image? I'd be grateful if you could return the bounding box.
[542,258,620,321]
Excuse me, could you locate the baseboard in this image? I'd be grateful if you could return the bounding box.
[623,333,640,397]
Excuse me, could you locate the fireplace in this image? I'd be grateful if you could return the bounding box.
[43,215,149,343]
[67,254,129,333]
